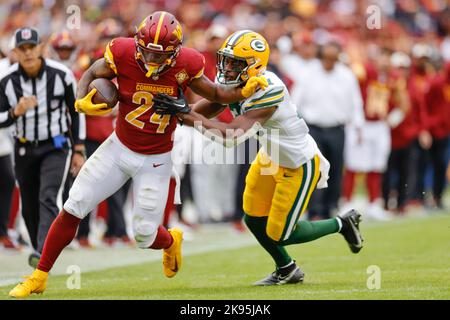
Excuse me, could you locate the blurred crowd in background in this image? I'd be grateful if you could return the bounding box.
[0,0,449,251]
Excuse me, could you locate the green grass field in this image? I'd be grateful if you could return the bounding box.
[1,212,449,300]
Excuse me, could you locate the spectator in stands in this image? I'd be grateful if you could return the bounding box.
[292,41,364,219]
[342,47,394,220]
[48,30,79,69]
[382,51,422,214]
[408,43,435,207]
[423,61,450,209]
[280,30,318,83]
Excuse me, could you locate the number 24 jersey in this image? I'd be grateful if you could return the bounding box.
[104,37,205,154]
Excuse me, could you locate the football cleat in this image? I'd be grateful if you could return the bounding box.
[163,228,183,278]
[9,269,48,298]
[253,265,305,286]
[338,209,364,253]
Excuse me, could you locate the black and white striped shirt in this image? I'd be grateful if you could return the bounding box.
[0,58,85,144]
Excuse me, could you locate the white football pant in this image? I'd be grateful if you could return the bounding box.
[64,132,171,248]
[344,121,391,173]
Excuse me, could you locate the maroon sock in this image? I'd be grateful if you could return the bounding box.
[163,178,176,228]
[342,170,356,201]
[37,209,81,272]
[149,226,173,249]
[367,172,382,202]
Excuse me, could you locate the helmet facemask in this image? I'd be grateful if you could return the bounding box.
[135,39,179,78]
[216,31,269,87]
[216,51,254,87]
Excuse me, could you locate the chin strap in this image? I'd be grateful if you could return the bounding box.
[144,59,174,78]
[136,43,180,78]
[145,64,159,78]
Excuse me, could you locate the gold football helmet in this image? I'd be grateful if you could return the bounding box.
[216,30,269,86]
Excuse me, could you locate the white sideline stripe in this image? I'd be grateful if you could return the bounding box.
[0,234,256,288]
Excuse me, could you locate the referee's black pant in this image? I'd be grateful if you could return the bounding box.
[14,139,71,253]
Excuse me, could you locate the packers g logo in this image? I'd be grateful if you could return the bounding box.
[250,39,266,52]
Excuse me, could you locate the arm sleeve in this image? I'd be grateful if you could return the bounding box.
[242,85,285,112]
[0,81,15,128]
[187,50,205,82]
[64,70,85,144]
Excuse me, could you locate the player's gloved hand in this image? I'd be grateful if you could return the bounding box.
[241,75,269,98]
[75,88,112,116]
[153,87,191,116]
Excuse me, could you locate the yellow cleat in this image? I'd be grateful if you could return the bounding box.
[9,269,48,298]
[163,228,183,278]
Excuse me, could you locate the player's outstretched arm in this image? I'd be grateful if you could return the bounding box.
[77,58,116,100]
[189,74,268,104]
[180,106,276,147]
[191,98,226,119]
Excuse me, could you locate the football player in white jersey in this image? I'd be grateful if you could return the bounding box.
[154,30,364,285]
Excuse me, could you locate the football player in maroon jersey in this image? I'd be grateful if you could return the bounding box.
[9,11,267,298]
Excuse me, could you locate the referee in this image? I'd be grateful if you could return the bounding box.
[0,27,86,266]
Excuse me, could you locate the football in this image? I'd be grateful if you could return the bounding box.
[88,78,119,109]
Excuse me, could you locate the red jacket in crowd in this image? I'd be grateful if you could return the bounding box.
[360,63,394,121]
[424,63,450,139]
[390,69,430,149]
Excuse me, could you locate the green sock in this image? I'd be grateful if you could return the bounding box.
[244,214,292,268]
[280,218,340,246]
